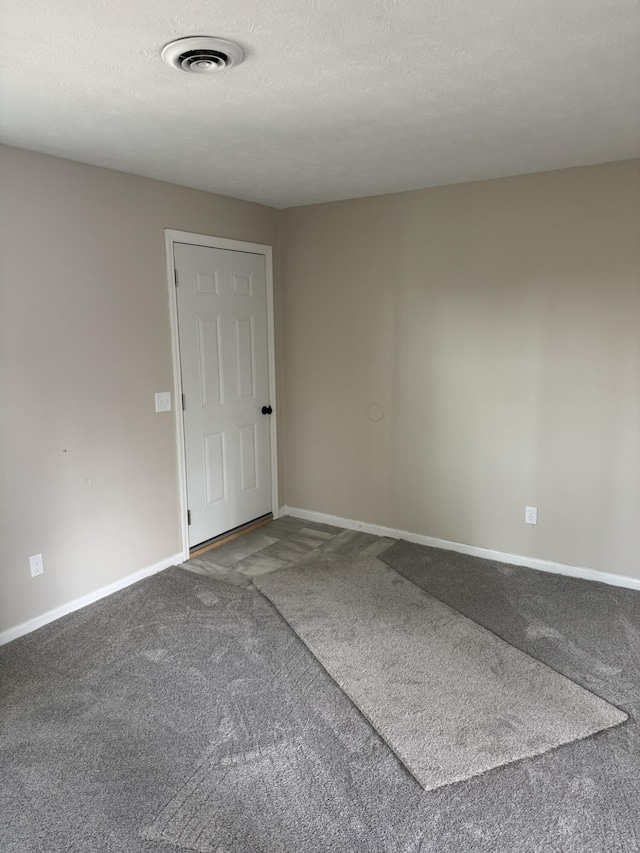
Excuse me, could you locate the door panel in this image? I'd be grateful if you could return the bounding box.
[197,314,224,406]
[234,314,256,401]
[174,243,272,547]
[204,430,227,507]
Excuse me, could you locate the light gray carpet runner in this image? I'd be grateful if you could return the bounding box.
[255,554,627,791]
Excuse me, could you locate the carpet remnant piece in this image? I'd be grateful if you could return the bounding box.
[254,554,627,792]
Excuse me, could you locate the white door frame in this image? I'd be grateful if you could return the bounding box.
[165,229,279,561]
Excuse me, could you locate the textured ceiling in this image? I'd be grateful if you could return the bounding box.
[1,0,639,207]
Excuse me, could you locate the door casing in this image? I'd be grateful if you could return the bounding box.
[165,229,279,561]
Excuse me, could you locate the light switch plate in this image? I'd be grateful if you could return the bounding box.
[155,391,172,413]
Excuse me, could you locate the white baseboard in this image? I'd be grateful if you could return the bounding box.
[0,553,183,647]
[281,505,640,593]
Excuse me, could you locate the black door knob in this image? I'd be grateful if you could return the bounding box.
[261,405,273,415]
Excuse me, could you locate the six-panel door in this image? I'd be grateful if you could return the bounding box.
[174,243,272,547]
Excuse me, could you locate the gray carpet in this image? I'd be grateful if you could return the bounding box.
[254,553,626,791]
[1,540,640,852]
[1,568,423,853]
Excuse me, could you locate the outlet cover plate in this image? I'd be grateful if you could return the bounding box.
[30,553,44,577]
[525,506,538,525]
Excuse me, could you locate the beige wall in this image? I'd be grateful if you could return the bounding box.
[2,150,638,637]
[280,160,640,579]
[0,145,280,634]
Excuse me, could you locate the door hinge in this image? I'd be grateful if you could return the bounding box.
[181,393,186,411]
[187,509,191,526]
[174,268,178,287]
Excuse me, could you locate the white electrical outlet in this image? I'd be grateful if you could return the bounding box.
[29,553,44,577]
[155,391,172,413]
[525,506,538,525]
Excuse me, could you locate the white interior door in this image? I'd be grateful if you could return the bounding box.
[174,243,272,547]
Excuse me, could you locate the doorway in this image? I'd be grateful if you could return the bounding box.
[166,231,278,556]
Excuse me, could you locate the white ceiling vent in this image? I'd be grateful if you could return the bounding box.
[161,37,244,74]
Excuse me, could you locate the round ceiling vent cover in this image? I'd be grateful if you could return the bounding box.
[161,37,244,73]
